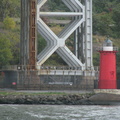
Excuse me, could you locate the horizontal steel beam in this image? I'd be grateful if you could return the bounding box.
[37,69,95,76]
[39,12,83,16]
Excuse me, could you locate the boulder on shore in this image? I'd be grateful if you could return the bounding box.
[88,93,120,105]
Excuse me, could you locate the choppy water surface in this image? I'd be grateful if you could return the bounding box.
[0,105,120,120]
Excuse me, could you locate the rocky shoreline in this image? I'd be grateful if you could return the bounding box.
[0,93,120,105]
[0,94,92,105]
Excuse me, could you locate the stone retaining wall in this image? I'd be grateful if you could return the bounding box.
[0,94,92,105]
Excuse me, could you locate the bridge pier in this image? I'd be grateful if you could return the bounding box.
[1,0,96,90]
[2,67,98,90]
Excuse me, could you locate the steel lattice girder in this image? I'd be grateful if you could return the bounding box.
[37,0,93,70]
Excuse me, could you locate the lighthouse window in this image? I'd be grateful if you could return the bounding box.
[106,42,112,46]
[103,39,113,47]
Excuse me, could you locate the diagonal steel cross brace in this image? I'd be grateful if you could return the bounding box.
[37,0,85,69]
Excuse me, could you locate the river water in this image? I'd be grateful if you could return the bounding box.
[0,105,120,120]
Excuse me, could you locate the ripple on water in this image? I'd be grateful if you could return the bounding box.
[0,105,120,120]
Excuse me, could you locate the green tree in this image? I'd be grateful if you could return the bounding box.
[7,32,20,64]
[93,53,99,66]
[93,12,114,36]
[0,0,20,21]
[93,0,118,14]
[0,33,13,68]
[48,0,69,11]
[92,0,120,38]
[37,34,46,53]
[93,0,108,14]
[3,17,16,30]
[112,3,120,38]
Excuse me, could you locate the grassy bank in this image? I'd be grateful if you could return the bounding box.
[0,91,68,96]
[0,90,94,96]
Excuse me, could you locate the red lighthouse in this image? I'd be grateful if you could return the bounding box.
[98,38,118,89]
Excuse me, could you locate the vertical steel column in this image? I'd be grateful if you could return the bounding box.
[78,0,85,64]
[78,23,85,63]
[20,0,37,70]
[74,0,85,64]
[85,0,93,70]
[29,0,37,69]
[20,0,30,67]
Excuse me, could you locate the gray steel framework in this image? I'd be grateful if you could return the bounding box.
[20,0,93,71]
[37,0,93,70]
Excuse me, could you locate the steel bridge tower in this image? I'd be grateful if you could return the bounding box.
[20,0,93,71]
[2,0,96,90]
